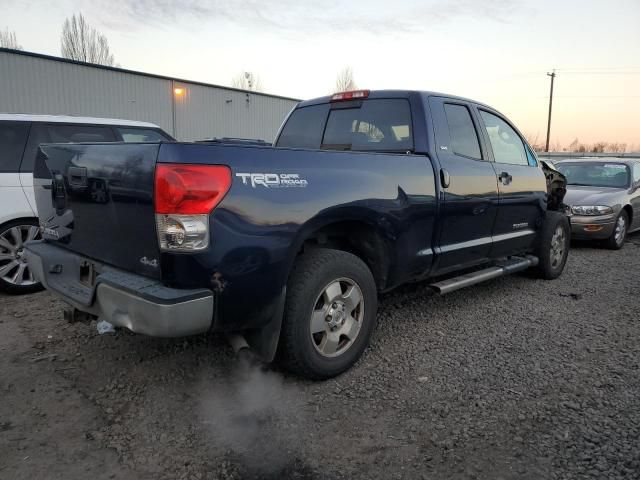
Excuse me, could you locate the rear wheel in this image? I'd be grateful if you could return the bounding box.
[0,219,43,294]
[605,210,628,250]
[533,211,570,280]
[278,248,377,380]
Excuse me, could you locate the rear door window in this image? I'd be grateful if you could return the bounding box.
[0,122,30,173]
[479,110,528,166]
[322,99,413,152]
[21,124,117,172]
[443,104,481,159]
[117,128,171,142]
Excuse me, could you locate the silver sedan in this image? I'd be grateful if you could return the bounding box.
[556,158,640,249]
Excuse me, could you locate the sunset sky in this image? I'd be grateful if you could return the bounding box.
[3,0,640,148]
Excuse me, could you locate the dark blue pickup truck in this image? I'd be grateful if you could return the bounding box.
[25,90,569,379]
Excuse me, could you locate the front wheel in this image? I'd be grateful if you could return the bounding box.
[533,211,570,280]
[0,219,44,294]
[278,248,378,380]
[605,210,628,250]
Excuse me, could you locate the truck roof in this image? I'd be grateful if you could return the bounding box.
[0,113,161,128]
[297,89,492,109]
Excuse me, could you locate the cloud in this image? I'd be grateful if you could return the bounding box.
[92,0,522,34]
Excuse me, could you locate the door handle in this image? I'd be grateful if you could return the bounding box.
[440,168,451,188]
[498,171,512,185]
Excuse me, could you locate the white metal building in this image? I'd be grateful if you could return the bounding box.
[0,48,299,142]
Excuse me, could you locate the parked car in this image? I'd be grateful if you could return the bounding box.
[0,114,173,293]
[555,158,640,249]
[25,90,569,379]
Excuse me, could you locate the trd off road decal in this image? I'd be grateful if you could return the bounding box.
[235,173,308,188]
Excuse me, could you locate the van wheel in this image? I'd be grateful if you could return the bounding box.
[533,211,570,280]
[0,219,43,294]
[278,249,377,380]
[605,210,628,250]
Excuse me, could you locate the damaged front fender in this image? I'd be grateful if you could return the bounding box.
[541,160,567,212]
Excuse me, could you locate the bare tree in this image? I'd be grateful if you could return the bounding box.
[0,28,22,49]
[231,71,263,92]
[568,138,579,152]
[61,13,116,66]
[524,132,542,151]
[334,67,357,93]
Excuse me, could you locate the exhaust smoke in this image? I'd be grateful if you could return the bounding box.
[199,346,314,478]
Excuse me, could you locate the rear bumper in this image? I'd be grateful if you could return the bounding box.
[569,214,615,240]
[25,241,214,337]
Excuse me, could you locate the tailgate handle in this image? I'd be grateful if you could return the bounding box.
[52,173,67,212]
[68,166,88,186]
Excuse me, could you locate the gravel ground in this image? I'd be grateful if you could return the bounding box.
[1,236,639,480]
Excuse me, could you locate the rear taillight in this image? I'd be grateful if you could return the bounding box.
[154,164,231,251]
[330,90,370,102]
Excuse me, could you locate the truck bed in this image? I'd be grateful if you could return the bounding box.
[34,141,438,331]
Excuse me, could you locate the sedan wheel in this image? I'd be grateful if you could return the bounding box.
[606,211,628,250]
[614,215,626,245]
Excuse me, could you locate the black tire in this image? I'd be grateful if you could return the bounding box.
[277,248,378,380]
[533,211,570,280]
[604,210,628,250]
[0,219,44,295]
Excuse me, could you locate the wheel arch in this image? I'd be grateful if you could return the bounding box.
[622,204,633,225]
[286,213,396,292]
[0,215,39,230]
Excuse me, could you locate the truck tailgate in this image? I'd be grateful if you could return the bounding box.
[34,143,162,279]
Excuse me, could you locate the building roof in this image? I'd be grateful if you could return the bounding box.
[0,47,301,103]
[0,113,161,128]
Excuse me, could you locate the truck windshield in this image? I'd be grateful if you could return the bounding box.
[556,162,630,188]
[277,99,413,152]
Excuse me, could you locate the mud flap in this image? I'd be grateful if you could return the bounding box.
[243,287,287,363]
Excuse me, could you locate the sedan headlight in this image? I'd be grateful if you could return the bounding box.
[571,205,613,216]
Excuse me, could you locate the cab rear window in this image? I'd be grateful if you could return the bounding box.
[276,99,413,152]
[276,104,329,149]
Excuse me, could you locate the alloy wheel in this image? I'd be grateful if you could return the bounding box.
[549,225,566,269]
[310,277,364,358]
[614,215,627,246]
[0,225,40,287]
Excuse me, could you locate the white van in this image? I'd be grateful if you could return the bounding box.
[0,114,173,294]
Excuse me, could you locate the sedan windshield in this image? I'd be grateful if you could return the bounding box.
[556,162,630,188]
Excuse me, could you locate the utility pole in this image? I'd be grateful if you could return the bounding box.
[545,70,556,152]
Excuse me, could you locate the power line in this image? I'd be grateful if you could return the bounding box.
[559,71,640,75]
[535,95,640,99]
[555,66,640,71]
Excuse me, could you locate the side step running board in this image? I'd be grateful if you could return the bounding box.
[430,255,539,295]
